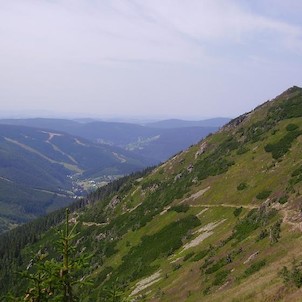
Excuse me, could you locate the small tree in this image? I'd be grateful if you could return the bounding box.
[13,208,91,301]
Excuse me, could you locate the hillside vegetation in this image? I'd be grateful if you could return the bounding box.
[1,86,302,301]
[0,125,149,232]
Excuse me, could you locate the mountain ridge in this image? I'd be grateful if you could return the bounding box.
[1,86,302,301]
[145,117,230,129]
[0,118,219,162]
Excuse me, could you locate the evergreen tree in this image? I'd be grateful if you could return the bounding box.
[7,209,91,302]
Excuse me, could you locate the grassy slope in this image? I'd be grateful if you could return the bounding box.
[3,86,302,301]
[81,86,302,301]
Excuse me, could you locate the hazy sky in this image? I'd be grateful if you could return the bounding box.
[1,0,302,119]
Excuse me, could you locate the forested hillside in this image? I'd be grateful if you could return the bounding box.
[1,87,302,301]
[0,125,150,232]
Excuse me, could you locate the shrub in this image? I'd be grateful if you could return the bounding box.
[205,258,227,274]
[192,249,209,262]
[169,204,190,213]
[233,207,243,217]
[278,195,288,204]
[264,129,302,159]
[256,190,272,200]
[280,263,302,288]
[286,123,299,131]
[201,257,214,270]
[236,146,249,155]
[244,259,266,277]
[257,229,268,241]
[237,183,247,191]
[270,220,282,244]
[172,263,182,271]
[290,166,302,186]
[212,269,230,286]
[183,252,194,261]
[115,215,200,282]
[203,286,211,295]
[231,208,277,242]
[292,166,302,177]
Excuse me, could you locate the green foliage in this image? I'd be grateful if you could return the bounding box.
[270,220,282,244]
[244,120,275,143]
[233,207,243,217]
[196,156,234,181]
[203,286,211,296]
[172,263,182,271]
[236,146,249,155]
[256,190,272,200]
[99,279,129,302]
[192,248,210,262]
[0,169,151,294]
[10,209,92,301]
[268,90,302,120]
[212,269,230,286]
[201,257,215,270]
[286,123,299,131]
[278,195,288,204]
[280,262,302,288]
[292,166,302,177]
[243,259,266,278]
[237,182,247,191]
[257,229,269,241]
[194,136,236,181]
[264,129,302,159]
[183,252,195,262]
[231,208,277,242]
[205,258,227,274]
[112,215,200,283]
[241,88,302,144]
[289,166,302,186]
[169,204,190,213]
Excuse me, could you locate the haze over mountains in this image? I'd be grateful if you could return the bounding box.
[145,117,230,129]
[0,117,227,233]
[2,87,302,301]
[0,117,226,162]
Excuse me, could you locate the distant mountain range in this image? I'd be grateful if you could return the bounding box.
[0,118,228,162]
[145,117,230,128]
[0,117,228,232]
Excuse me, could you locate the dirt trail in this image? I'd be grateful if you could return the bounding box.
[82,222,108,227]
[190,203,257,209]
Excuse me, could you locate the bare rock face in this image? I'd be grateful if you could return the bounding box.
[174,173,183,182]
[195,141,208,159]
[108,195,121,209]
[187,164,193,173]
[223,113,249,131]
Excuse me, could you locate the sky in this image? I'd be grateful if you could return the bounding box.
[0,0,302,120]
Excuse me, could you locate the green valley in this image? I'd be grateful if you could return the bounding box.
[0,125,151,232]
